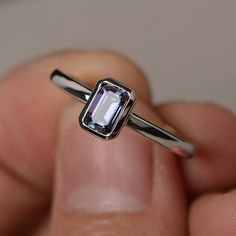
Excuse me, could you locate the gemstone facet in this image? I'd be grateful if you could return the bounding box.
[80,79,135,139]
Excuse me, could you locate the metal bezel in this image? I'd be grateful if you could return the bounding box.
[79,78,136,140]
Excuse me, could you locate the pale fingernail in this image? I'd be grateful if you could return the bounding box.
[57,103,153,213]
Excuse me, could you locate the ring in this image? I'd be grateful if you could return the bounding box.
[50,70,195,158]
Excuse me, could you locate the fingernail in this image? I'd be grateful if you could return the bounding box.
[57,103,153,213]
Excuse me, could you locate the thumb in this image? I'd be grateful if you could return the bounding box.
[51,96,188,235]
[50,52,187,236]
[51,99,155,235]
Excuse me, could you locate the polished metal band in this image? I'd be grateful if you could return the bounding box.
[51,70,195,158]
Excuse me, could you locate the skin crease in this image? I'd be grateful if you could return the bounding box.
[0,50,235,235]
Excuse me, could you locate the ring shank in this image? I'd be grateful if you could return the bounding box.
[127,113,194,157]
[50,70,195,158]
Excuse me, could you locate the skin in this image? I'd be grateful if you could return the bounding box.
[0,50,236,236]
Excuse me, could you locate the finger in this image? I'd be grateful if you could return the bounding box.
[190,189,236,236]
[0,164,47,235]
[157,102,236,196]
[0,50,151,235]
[51,69,187,235]
[0,50,151,190]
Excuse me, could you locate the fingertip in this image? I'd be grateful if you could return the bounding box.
[56,101,153,213]
[156,101,236,196]
[190,189,236,236]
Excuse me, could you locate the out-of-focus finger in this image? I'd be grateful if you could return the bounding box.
[190,189,236,236]
[157,102,236,196]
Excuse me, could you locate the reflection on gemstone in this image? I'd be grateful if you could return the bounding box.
[83,83,130,136]
[92,90,120,126]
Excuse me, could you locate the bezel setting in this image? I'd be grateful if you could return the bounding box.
[79,78,136,140]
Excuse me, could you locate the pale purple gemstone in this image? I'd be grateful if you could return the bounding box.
[83,84,129,135]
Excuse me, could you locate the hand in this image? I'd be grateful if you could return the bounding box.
[0,51,236,236]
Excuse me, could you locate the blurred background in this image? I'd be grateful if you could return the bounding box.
[0,0,235,112]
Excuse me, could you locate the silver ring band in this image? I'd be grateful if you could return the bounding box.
[50,70,195,158]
